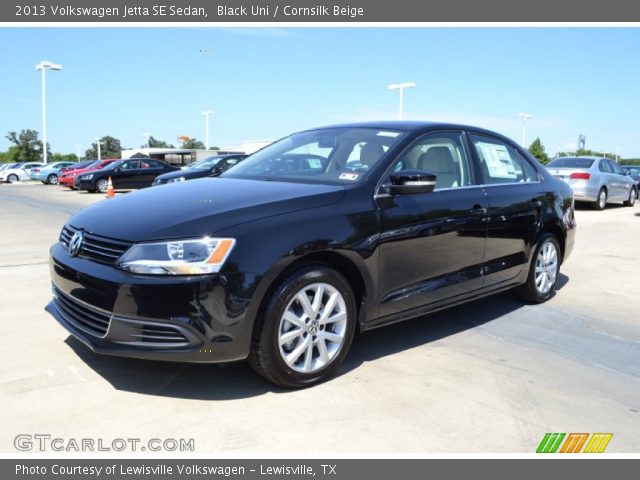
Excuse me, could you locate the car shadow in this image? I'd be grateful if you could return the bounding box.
[65,274,568,400]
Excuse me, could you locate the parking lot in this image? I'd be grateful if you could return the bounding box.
[0,182,638,453]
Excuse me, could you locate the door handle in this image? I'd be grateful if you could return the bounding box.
[469,206,487,216]
[531,199,543,207]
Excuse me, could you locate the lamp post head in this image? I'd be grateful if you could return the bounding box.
[36,61,62,71]
[518,112,532,121]
[388,82,416,90]
[201,110,214,116]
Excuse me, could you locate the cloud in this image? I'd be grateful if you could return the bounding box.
[220,28,298,38]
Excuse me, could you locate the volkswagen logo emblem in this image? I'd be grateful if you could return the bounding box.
[68,231,84,257]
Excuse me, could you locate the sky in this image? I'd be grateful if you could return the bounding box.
[1,27,639,157]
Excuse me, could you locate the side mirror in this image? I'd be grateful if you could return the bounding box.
[384,169,437,195]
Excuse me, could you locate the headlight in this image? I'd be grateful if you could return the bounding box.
[118,237,235,275]
[80,174,94,180]
[168,177,186,183]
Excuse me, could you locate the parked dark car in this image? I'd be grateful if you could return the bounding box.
[47,122,576,387]
[152,154,247,186]
[75,158,179,193]
[622,165,640,198]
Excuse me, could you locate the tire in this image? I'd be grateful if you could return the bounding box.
[7,174,19,184]
[47,174,59,185]
[623,187,636,207]
[592,188,607,210]
[248,264,357,388]
[515,233,561,303]
[96,178,109,193]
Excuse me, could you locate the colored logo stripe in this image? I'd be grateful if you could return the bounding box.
[537,433,566,453]
[583,433,613,453]
[560,433,590,453]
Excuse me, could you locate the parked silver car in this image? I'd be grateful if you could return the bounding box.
[546,156,637,210]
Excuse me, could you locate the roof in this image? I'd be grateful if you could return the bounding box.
[309,120,507,136]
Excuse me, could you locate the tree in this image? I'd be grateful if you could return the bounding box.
[84,136,122,159]
[50,153,79,162]
[6,129,49,163]
[148,136,174,148]
[181,138,206,150]
[528,137,549,165]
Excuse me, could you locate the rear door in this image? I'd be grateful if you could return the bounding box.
[113,159,141,188]
[468,132,544,288]
[138,160,165,187]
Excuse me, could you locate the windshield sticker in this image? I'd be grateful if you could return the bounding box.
[377,131,400,138]
[339,172,360,181]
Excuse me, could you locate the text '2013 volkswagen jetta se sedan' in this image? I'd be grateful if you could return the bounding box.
[47,122,575,387]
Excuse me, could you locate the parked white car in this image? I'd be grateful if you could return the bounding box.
[0,162,43,183]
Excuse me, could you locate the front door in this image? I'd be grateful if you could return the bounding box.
[376,131,488,318]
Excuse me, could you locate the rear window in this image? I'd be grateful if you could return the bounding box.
[547,158,594,168]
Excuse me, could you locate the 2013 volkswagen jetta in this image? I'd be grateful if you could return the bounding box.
[47,122,576,387]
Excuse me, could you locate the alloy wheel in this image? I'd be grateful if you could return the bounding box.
[278,283,348,374]
[598,190,606,209]
[535,241,558,295]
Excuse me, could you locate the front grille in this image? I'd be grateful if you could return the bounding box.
[129,323,190,346]
[53,287,111,337]
[59,225,132,264]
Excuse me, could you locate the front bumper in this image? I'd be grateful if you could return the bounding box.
[48,242,259,363]
[75,178,95,190]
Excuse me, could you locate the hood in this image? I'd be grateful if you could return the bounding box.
[69,177,345,242]
[156,168,211,181]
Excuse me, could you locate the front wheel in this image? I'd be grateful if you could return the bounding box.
[248,265,357,388]
[624,187,637,207]
[7,174,19,184]
[96,178,109,193]
[515,233,561,303]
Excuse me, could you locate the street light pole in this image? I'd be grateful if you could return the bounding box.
[201,110,214,149]
[74,144,83,160]
[35,61,62,164]
[94,138,104,161]
[143,133,152,158]
[518,113,532,147]
[388,82,416,120]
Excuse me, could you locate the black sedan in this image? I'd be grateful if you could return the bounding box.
[152,154,247,186]
[47,122,576,387]
[75,158,179,193]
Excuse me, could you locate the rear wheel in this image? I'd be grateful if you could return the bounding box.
[248,265,357,388]
[47,174,59,185]
[515,233,561,303]
[592,188,607,210]
[624,187,637,207]
[96,178,108,193]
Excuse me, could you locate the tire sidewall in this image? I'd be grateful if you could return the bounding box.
[96,178,108,193]
[527,233,561,302]
[260,266,357,387]
[8,174,18,183]
[596,188,607,210]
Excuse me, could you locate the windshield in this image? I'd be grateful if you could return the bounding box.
[190,157,222,170]
[547,158,595,168]
[222,127,406,184]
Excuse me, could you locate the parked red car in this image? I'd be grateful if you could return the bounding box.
[59,159,117,189]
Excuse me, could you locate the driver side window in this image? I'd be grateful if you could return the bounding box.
[388,131,473,190]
